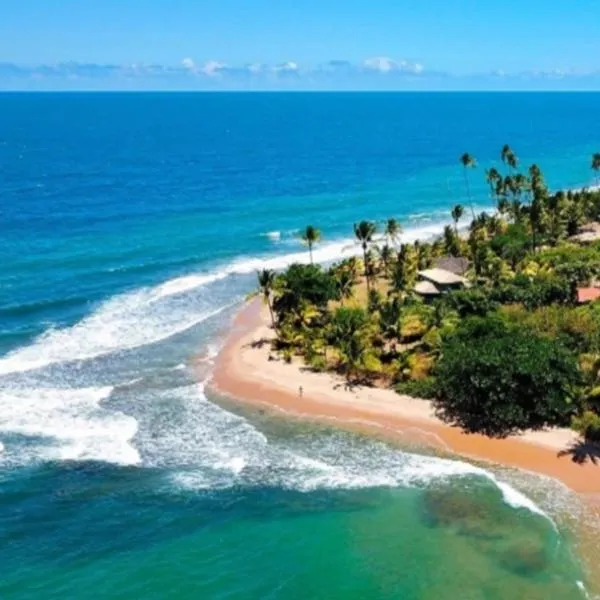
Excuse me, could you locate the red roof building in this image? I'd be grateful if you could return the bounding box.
[576,287,600,304]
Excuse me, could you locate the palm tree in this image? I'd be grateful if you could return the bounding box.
[451,204,464,234]
[485,168,501,201]
[392,243,418,291]
[334,270,354,306]
[378,243,394,277]
[503,175,518,201]
[501,144,518,172]
[497,197,510,217]
[528,197,545,253]
[459,153,477,219]
[300,225,321,264]
[379,297,403,342]
[327,307,371,382]
[443,225,461,257]
[345,257,360,281]
[514,173,530,205]
[509,199,523,224]
[415,241,432,270]
[528,164,542,180]
[384,218,402,246]
[495,177,505,201]
[353,220,377,296]
[592,153,600,186]
[257,269,277,327]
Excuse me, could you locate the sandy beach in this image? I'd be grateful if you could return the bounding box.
[210,299,600,499]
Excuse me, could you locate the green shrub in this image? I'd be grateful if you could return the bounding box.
[444,289,498,318]
[308,355,327,372]
[489,274,571,309]
[273,263,337,318]
[396,377,438,399]
[434,316,582,437]
[571,411,600,442]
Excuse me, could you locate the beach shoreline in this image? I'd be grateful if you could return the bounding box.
[207,292,600,597]
[209,299,600,500]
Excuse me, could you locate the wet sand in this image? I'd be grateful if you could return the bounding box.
[209,299,600,498]
[208,299,600,592]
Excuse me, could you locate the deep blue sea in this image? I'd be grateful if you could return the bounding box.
[1,92,599,599]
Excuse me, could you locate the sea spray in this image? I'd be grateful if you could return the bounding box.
[152,385,554,524]
[0,386,139,466]
[0,215,456,377]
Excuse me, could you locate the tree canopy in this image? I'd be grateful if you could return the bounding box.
[433,316,582,437]
[256,145,600,444]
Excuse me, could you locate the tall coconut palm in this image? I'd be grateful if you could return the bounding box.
[451,204,464,234]
[257,269,276,327]
[459,153,477,219]
[497,197,510,217]
[345,256,360,281]
[378,243,394,278]
[501,145,518,172]
[528,197,545,253]
[495,177,505,201]
[485,168,501,201]
[503,175,517,200]
[384,218,402,246]
[509,199,523,224]
[300,225,321,264]
[392,243,418,291]
[353,220,377,297]
[592,153,600,186]
[514,173,530,204]
[443,225,460,257]
[528,163,542,180]
[334,270,354,306]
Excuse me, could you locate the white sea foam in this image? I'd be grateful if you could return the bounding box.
[153,384,551,521]
[577,581,590,598]
[265,231,281,242]
[0,369,553,529]
[0,386,139,466]
[0,297,234,376]
[0,219,451,377]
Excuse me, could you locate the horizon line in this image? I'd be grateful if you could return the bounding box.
[2,88,600,94]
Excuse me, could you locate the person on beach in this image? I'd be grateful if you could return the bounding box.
[299,386,303,398]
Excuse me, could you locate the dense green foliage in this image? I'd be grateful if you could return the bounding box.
[272,263,337,316]
[257,147,600,441]
[433,316,581,437]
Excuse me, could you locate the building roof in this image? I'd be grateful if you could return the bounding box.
[432,256,470,276]
[569,231,600,244]
[414,280,440,295]
[418,268,467,286]
[577,287,600,304]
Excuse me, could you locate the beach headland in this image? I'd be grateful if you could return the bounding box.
[209,299,600,500]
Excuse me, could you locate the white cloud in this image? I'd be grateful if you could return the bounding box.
[363,57,424,74]
[403,61,424,74]
[5,58,600,92]
[273,61,299,73]
[246,63,265,74]
[199,60,227,77]
[363,57,398,73]
[181,57,196,71]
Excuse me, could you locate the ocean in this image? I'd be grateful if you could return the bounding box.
[1,92,599,598]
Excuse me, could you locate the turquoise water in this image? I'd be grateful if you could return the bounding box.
[1,92,599,598]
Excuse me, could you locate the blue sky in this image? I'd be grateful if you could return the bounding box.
[2,0,600,90]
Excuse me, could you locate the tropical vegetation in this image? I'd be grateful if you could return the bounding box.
[256,147,600,441]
